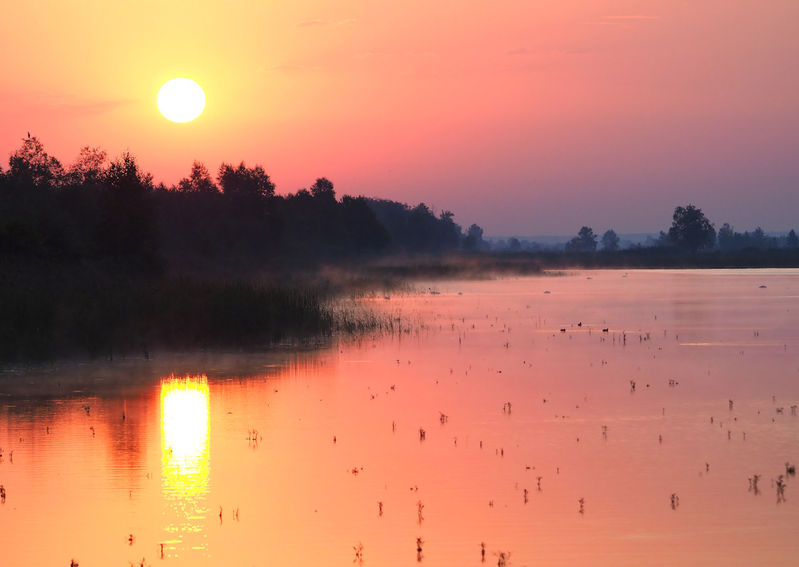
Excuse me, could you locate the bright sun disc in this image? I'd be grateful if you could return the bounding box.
[157,78,205,123]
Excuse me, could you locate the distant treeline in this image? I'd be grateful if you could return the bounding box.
[0,137,486,277]
[492,206,798,257]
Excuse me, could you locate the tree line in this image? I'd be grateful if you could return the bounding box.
[2,136,796,275]
[554,205,796,254]
[0,136,486,275]
[5,136,795,361]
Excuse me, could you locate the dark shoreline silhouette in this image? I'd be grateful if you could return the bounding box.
[2,136,797,362]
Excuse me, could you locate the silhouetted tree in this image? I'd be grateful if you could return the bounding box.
[565,226,597,252]
[214,162,279,257]
[8,134,64,190]
[366,199,410,249]
[104,151,153,190]
[218,162,275,200]
[787,229,798,248]
[437,210,462,250]
[508,237,522,251]
[752,227,777,248]
[601,229,620,251]
[178,161,219,194]
[364,199,465,253]
[655,231,671,246]
[339,196,390,253]
[668,205,715,252]
[310,177,336,201]
[718,223,735,250]
[1,138,90,259]
[464,223,484,250]
[156,162,224,267]
[405,203,436,250]
[717,223,778,251]
[66,146,107,187]
[97,152,160,269]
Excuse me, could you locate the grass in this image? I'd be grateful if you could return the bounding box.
[1,253,481,363]
[0,273,346,362]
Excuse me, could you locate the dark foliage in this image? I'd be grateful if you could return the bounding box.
[718,223,781,251]
[668,204,716,252]
[365,199,468,254]
[277,183,390,261]
[463,223,485,251]
[565,226,597,253]
[2,137,470,275]
[0,136,477,360]
[601,229,620,251]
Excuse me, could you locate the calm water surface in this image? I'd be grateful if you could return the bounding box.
[1,269,798,566]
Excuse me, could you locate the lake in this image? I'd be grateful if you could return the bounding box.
[1,269,798,566]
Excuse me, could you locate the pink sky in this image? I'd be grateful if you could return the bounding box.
[1,1,797,236]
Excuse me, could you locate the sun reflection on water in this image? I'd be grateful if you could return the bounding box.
[160,374,210,555]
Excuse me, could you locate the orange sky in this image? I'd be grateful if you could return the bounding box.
[1,1,797,235]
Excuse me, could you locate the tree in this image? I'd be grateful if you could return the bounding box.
[177,161,219,193]
[718,223,735,251]
[105,151,154,191]
[601,229,620,251]
[464,223,484,250]
[437,210,462,250]
[751,226,766,248]
[668,204,715,252]
[217,162,275,200]
[340,196,390,252]
[405,203,439,251]
[8,134,64,189]
[655,231,671,246]
[787,229,798,248]
[310,177,336,201]
[565,226,597,252]
[66,146,107,186]
[97,152,159,267]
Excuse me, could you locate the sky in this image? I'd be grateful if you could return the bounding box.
[1,1,797,236]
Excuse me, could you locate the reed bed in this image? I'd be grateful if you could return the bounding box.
[0,275,356,361]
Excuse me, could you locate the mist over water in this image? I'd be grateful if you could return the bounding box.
[1,269,798,566]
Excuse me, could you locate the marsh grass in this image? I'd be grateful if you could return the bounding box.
[18,244,775,363]
[0,273,346,361]
[330,301,391,335]
[0,255,454,363]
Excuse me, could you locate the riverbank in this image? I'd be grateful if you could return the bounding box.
[3,247,798,363]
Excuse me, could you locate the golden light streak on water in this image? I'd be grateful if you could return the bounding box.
[160,374,210,556]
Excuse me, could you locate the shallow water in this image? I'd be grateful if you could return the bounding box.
[1,269,798,566]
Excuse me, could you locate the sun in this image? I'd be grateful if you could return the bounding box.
[157,78,206,123]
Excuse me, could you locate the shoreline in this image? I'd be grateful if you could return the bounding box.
[2,252,798,365]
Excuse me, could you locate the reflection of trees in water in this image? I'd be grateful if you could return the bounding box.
[0,391,149,492]
[107,394,148,489]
